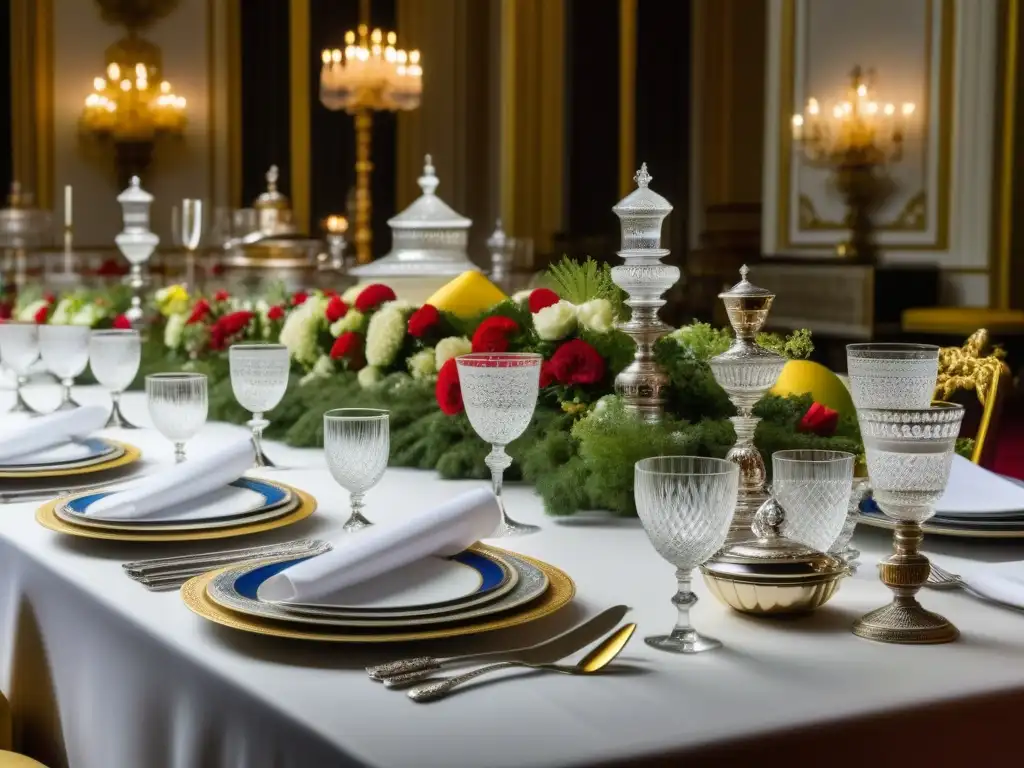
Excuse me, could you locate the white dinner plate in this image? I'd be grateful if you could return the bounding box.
[0,438,123,473]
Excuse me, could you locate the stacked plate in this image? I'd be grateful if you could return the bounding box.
[37,477,317,542]
[859,456,1024,539]
[182,545,575,643]
[0,437,138,478]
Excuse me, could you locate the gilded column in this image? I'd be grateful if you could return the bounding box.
[289,0,311,234]
[11,0,54,208]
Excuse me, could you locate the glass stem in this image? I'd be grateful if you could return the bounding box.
[670,568,699,642]
[349,491,369,524]
[61,378,74,407]
[248,412,269,461]
[484,444,513,524]
[174,442,186,463]
[12,375,34,414]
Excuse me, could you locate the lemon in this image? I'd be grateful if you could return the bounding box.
[771,359,855,416]
[425,271,507,318]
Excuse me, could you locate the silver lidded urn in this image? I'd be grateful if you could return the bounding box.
[709,266,786,543]
[114,176,159,327]
[610,163,680,423]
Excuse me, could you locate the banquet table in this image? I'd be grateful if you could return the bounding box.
[1,385,1023,768]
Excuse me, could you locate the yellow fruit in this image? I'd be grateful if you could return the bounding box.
[425,271,507,318]
[771,359,855,416]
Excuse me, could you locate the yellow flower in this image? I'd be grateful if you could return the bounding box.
[155,284,189,316]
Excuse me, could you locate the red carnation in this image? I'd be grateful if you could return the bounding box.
[329,331,364,369]
[540,361,556,388]
[355,283,397,313]
[435,357,463,415]
[33,305,49,324]
[187,299,210,325]
[43,293,57,305]
[528,288,560,313]
[214,289,230,302]
[407,304,440,338]
[267,305,285,321]
[209,311,254,351]
[112,314,132,330]
[471,316,519,353]
[549,339,605,386]
[798,402,839,437]
[291,291,308,306]
[325,295,349,324]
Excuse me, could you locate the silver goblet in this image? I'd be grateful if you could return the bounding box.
[229,343,289,468]
[854,402,965,644]
[89,329,142,428]
[634,456,739,654]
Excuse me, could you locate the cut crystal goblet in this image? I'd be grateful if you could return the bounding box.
[324,408,390,531]
[89,329,142,428]
[0,322,42,414]
[846,343,939,410]
[145,373,209,463]
[634,456,739,654]
[40,324,90,411]
[229,343,289,468]
[772,449,855,554]
[456,353,542,537]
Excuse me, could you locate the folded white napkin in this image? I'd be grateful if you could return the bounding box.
[936,456,1024,516]
[956,561,1024,609]
[257,487,501,603]
[0,406,108,462]
[85,438,254,520]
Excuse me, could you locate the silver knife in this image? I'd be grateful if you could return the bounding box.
[123,539,327,577]
[371,605,630,687]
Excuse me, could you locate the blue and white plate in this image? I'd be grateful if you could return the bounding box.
[208,549,550,629]
[53,478,295,532]
[0,438,122,472]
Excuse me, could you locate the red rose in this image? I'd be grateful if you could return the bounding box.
[0,303,12,320]
[471,316,519,353]
[209,311,254,351]
[540,360,555,388]
[407,304,440,338]
[329,331,364,369]
[355,283,397,313]
[214,289,230,302]
[43,293,56,305]
[435,357,463,415]
[186,299,210,325]
[528,288,560,313]
[549,339,605,385]
[291,291,308,306]
[798,402,839,437]
[112,314,132,330]
[267,305,285,321]
[33,305,49,324]
[325,295,349,324]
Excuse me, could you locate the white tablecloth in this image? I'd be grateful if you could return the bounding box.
[1,386,1023,768]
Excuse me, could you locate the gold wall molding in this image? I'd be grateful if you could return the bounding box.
[798,190,928,231]
[11,0,54,208]
[289,0,311,234]
[994,0,1019,308]
[618,0,636,198]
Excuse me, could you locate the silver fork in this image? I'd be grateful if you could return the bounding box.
[926,561,966,590]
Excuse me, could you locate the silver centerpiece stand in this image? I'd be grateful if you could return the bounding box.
[709,266,786,542]
[487,218,512,288]
[610,164,679,423]
[115,177,159,327]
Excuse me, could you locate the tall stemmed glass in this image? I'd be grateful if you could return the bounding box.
[846,343,939,410]
[854,403,965,644]
[324,408,389,531]
[89,329,142,428]
[0,322,42,414]
[146,373,208,463]
[773,450,855,554]
[173,199,203,288]
[229,343,289,468]
[635,456,739,654]
[40,325,90,411]
[456,353,542,537]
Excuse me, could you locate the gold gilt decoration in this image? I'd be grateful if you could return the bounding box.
[798,190,927,231]
[935,329,1009,406]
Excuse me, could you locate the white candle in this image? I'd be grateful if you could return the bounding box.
[64,185,73,229]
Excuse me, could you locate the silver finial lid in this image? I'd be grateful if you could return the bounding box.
[611,163,673,252]
[386,153,470,231]
[419,154,439,196]
[256,165,289,208]
[487,218,507,251]
[719,264,774,299]
[117,176,153,204]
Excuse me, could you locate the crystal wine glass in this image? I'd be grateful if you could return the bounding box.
[89,329,142,428]
[854,402,965,644]
[229,343,289,468]
[0,322,42,414]
[145,372,209,463]
[846,343,939,410]
[772,449,855,554]
[324,408,389,531]
[39,324,90,411]
[634,456,739,654]
[456,352,542,537]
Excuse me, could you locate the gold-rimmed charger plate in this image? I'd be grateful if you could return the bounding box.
[181,545,576,643]
[0,440,141,479]
[858,513,1024,539]
[35,482,317,542]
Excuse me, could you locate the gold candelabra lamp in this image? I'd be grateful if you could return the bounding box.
[792,66,915,262]
[319,1,422,265]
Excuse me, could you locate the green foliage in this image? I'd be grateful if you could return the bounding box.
[666,322,733,362]
[955,438,975,460]
[543,256,626,319]
[756,328,814,360]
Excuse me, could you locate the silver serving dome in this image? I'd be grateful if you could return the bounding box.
[349,154,480,277]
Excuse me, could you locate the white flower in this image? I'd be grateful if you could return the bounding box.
[330,308,364,337]
[300,354,335,385]
[434,336,471,369]
[279,295,327,367]
[511,289,532,305]
[17,299,47,323]
[357,365,384,389]
[407,348,436,380]
[576,298,615,334]
[342,284,364,304]
[533,300,577,340]
[163,312,186,349]
[365,303,411,368]
[70,304,102,327]
[49,298,76,325]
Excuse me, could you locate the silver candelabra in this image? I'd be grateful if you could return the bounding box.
[610,164,680,422]
[709,266,786,542]
[114,177,159,327]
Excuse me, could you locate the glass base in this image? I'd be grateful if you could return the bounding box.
[105,404,140,429]
[853,600,959,644]
[9,394,37,415]
[645,629,722,654]
[55,398,80,412]
[343,511,373,532]
[491,515,541,538]
[253,448,278,469]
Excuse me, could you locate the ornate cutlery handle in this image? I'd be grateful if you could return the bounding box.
[381,667,443,688]
[408,662,521,702]
[367,657,437,680]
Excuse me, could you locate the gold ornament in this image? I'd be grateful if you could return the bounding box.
[934,329,1009,406]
